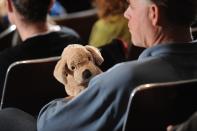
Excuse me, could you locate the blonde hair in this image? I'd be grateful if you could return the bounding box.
[94,0,128,18]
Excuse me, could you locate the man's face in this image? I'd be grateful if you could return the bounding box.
[124,0,153,47]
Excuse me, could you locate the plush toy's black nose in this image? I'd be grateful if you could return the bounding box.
[83,69,92,79]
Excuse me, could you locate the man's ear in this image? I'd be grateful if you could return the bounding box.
[6,0,13,12]
[148,4,159,26]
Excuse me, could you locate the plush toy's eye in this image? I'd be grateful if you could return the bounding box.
[71,66,75,70]
[65,73,68,77]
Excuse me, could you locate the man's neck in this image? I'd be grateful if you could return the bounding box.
[151,26,193,47]
[16,21,49,41]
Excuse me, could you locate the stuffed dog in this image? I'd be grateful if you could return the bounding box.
[54,44,104,97]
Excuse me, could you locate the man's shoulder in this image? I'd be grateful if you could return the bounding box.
[91,57,165,86]
[104,58,158,75]
[91,60,148,83]
[24,31,81,46]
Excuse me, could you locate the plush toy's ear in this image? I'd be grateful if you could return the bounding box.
[85,45,104,65]
[53,58,67,85]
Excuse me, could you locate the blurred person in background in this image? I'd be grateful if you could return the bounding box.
[0,0,80,95]
[89,0,131,47]
[0,0,9,33]
[49,0,67,17]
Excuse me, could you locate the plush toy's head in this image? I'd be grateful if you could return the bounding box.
[54,44,104,97]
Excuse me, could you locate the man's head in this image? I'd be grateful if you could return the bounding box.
[150,0,197,26]
[124,0,197,47]
[7,0,52,23]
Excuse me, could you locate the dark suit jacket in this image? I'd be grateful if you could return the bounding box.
[37,41,197,131]
[171,111,197,131]
[0,28,81,95]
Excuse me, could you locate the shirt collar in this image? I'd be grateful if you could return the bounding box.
[138,41,197,60]
[23,25,61,42]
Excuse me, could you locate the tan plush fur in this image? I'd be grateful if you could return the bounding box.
[54,44,104,97]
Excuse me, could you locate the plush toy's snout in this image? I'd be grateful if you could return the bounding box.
[54,44,104,97]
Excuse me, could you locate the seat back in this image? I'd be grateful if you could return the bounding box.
[122,79,197,131]
[50,9,98,43]
[192,27,197,39]
[0,57,66,116]
[192,22,197,39]
[59,0,93,13]
[0,25,16,51]
[99,39,127,71]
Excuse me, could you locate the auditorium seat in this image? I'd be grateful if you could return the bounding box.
[49,9,98,43]
[0,25,16,51]
[123,79,197,131]
[0,57,66,116]
[99,39,128,71]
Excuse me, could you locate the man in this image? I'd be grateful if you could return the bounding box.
[167,111,197,131]
[0,0,197,131]
[37,0,197,131]
[0,0,80,93]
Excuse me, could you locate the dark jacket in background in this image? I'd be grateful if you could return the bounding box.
[0,27,81,96]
